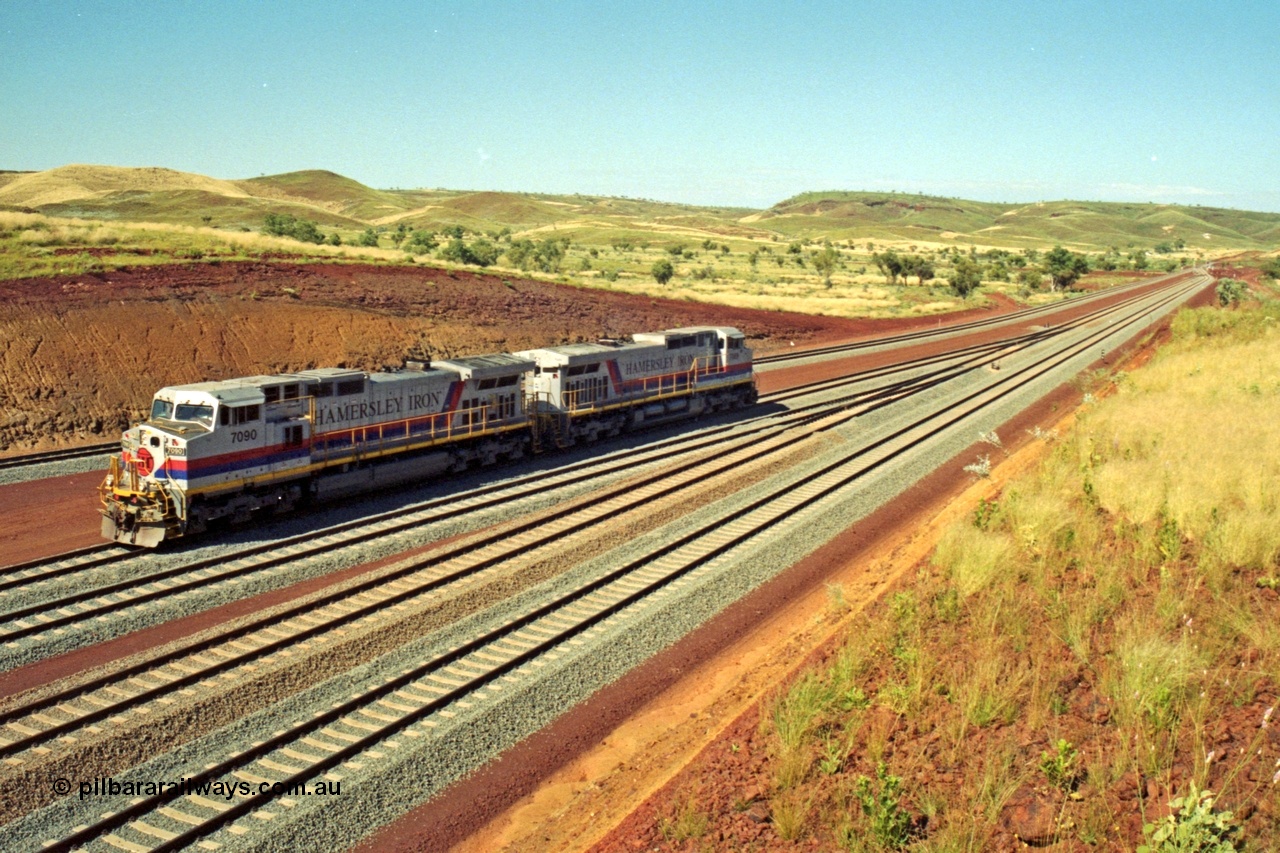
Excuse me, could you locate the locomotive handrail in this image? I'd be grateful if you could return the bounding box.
[564,355,732,414]
[309,401,507,464]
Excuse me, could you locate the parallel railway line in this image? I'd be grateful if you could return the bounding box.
[23,269,1210,853]
[0,266,1193,592]
[0,275,1200,775]
[0,327,1039,655]
[0,441,117,474]
[0,296,1135,653]
[0,327,1031,762]
[753,268,1197,366]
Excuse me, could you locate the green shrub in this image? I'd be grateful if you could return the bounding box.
[853,763,912,850]
[263,213,325,244]
[1039,739,1079,790]
[1138,785,1241,852]
[1215,278,1247,306]
[439,237,499,267]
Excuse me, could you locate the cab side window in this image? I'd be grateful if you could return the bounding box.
[220,405,261,426]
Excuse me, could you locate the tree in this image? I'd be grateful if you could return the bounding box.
[439,238,472,264]
[949,256,982,298]
[291,219,324,243]
[811,246,839,285]
[404,230,437,251]
[1043,246,1090,290]
[263,213,326,244]
[651,258,675,285]
[467,239,500,267]
[902,254,934,285]
[439,238,499,267]
[506,238,566,272]
[872,250,906,286]
[262,212,293,237]
[357,228,379,248]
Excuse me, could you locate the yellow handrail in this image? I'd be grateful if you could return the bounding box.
[311,402,504,462]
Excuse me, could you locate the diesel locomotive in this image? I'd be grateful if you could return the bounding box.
[101,326,755,547]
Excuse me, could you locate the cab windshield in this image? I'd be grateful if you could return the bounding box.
[174,403,214,427]
[150,399,174,421]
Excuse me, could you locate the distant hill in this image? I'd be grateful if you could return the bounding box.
[760,190,1280,250]
[1,164,1277,251]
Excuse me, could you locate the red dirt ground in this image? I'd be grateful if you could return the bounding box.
[0,261,1021,454]
[0,261,1030,564]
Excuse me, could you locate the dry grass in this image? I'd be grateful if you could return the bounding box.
[0,211,420,280]
[0,209,1130,320]
[932,523,1014,598]
[1086,313,1280,574]
[747,298,1280,849]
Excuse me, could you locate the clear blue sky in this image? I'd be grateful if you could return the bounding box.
[3,1,1277,211]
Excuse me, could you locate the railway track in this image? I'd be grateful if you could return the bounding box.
[0,441,116,473]
[754,267,1201,367]
[19,268,1210,853]
[0,332,1059,831]
[0,329,1028,655]
[0,545,133,593]
[0,266,1190,590]
[0,274,1204,779]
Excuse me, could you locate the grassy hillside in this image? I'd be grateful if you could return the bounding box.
[236,169,416,222]
[3,165,1277,253]
[2,165,1276,325]
[763,191,1280,251]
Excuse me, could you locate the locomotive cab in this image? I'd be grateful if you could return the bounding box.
[102,381,314,546]
[101,386,216,546]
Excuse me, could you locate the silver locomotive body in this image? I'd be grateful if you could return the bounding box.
[102,327,754,546]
